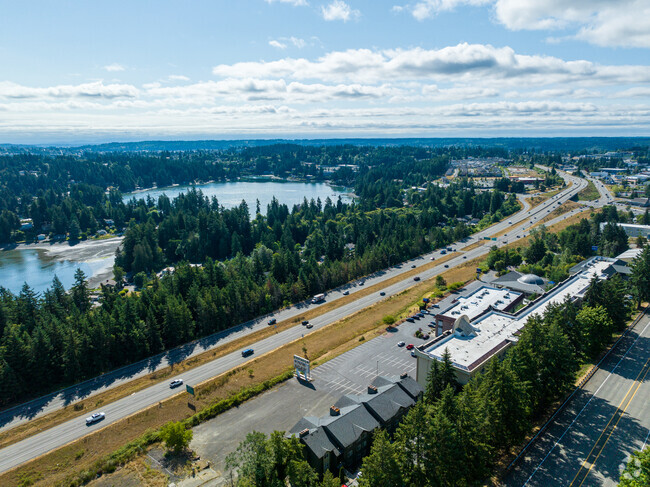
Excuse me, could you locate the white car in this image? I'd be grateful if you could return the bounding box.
[86,412,105,425]
[169,379,184,388]
[397,341,406,347]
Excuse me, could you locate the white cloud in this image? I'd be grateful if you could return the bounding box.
[265,0,308,6]
[321,0,360,22]
[212,43,650,87]
[103,63,125,72]
[397,0,650,48]
[0,81,138,99]
[269,40,288,49]
[168,75,190,82]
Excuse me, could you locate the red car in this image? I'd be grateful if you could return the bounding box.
[406,344,414,350]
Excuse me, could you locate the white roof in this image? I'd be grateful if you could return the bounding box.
[616,248,643,261]
[424,260,615,371]
[439,286,521,322]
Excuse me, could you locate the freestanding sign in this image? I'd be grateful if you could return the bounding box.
[293,355,312,381]
[186,384,195,396]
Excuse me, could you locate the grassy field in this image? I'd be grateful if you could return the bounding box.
[577,180,600,201]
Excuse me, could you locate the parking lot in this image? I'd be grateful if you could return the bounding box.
[190,280,493,478]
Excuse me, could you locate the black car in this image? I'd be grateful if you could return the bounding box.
[380,291,386,296]
[414,276,421,281]
[444,264,449,268]
[406,317,415,323]
[301,320,309,326]
[268,318,277,325]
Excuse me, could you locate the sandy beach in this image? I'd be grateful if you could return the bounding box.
[2,237,123,289]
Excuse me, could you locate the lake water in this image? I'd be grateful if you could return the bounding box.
[0,248,95,295]
[123,180,353,215]
[0,182,352,295]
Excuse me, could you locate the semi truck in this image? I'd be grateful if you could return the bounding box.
[311,293,325,304]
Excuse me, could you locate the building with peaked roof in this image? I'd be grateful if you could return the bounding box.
[288,374,423,475]
[415,257,628,386]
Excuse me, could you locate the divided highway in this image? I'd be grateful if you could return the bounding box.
[0,171,589,473]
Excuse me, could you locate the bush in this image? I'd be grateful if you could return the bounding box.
[382,315,396,326]
[161,421,193,453]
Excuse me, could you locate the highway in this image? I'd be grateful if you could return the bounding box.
[504,310,650,487]
[0,171,589,473]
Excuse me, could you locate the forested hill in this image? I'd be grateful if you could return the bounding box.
[1,137,649,155]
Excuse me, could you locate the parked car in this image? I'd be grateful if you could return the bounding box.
[411,264,416,268]
[406,317,415,323]
[397,341,405,347]
[169,379,184,388]
[411,351,417,357]
[428,323,436,328]
[406,344,415,350]
[86,412,105,425]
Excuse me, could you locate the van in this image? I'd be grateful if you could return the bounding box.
[241,348,254,357]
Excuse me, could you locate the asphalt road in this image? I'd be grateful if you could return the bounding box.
[504,311,650,487]
[0,171,589,473]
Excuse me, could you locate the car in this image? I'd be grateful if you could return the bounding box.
[301,320,309,326]
[397,341,405,347]
[242,348,254,357]
[406,317,415,323]
[416,313,424,318]
[411,351,417,357]
[463,256,467,259]
[411,264,416,268]
[414,276,421,281]
[516,235,520,238]
[86,412,106,425]
[508,221,512,224]
[431,304,439,308]
[305,323,313,329]
[342,290,350,295]
[380,291,386,296]
[412,314,420,320]
[430,256,435,260]
[169,379,184,388]
[504,233,507,236]
[406,344,414,350]
[267,318,276,325]
[359,281,365,286]
[444,264,449,268]
[428,323,436,328]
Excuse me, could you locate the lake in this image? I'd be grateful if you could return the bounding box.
[123,180,353,214]
[0,182,352,294]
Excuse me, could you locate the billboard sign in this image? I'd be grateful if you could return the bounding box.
[293,355,311,381]
[186,384,195,396]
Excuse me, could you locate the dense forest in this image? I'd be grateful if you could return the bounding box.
[0,144,532,406]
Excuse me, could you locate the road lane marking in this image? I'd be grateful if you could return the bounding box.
[571,357,650,486]
[522,318,650,486]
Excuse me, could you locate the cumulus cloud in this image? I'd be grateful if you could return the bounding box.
[269,40,288,49]
[212,43,650,86]
[0,81,138,99]
[265,0,308,6]
[103,63,125,72]
[168,75,190,82]
[321,0,360,21]
[396,0,650,48]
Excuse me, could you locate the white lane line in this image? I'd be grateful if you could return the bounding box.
[522,319,650,486]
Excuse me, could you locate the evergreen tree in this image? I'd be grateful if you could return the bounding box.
[359,429,402,487]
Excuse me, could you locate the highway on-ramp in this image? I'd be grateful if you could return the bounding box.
[0,172,589,473]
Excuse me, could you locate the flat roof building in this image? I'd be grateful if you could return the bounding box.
[433,285,524,337]
[491,271,547,295]
[415,258,626,386]
[600,222,650,237]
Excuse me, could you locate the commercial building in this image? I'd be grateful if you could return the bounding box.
[415,257,626,386]
[289,374,423,475]
[432,285,524,337]
[599,222,650,238]
[616,248,643,263]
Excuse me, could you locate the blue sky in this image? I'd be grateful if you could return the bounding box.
[1,0,649,143]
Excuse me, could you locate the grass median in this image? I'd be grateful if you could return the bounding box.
[0,252,482,487]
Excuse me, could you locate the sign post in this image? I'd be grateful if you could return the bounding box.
[186,384,195,396]
[293,355,312,381]
[186,384,195,410]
